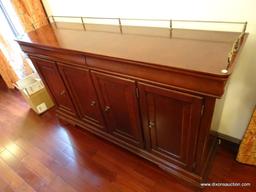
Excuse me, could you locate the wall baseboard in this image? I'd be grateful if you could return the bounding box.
[217,132,241,144]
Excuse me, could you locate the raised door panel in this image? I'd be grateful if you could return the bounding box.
[91,71,143,147]
[30,57,76,116]
[58,63,106,130]
[138,83,203,170]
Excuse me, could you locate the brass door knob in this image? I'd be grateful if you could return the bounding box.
[90,101,96,106]
[104,106,110,112]
[148,121,155,128]
[60,90,65,95]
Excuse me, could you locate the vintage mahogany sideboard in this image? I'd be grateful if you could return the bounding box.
[17,20,246,186]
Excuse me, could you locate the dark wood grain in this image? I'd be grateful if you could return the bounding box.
[138,82,203,171]
[58,63,106,130]
[91,71,144,148]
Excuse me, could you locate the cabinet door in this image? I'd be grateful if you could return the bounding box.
[30,57,76,116]
[58,64,106,130]
[91,71,143,147]
[138,83,203,170]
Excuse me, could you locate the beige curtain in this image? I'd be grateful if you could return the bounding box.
[0,0,49,88]
[0,33,19,88]
[11,0,49,32]
[237,107,256,166]
[0,52,18,88]
[0,31,33,88]
[0,35,18,88]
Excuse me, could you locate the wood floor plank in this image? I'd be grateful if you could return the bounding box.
[15,139,98,191]
[21,155,57,185]
[48,163,101,192]
[0,177,10,192]
[5,143,27,161]
[92,151,155,189]
[18,132,118,190]
[0,185,15,192]
[0,149,47,191]
[46,176,77,192]
[0,158,35,192]
[15,138,65,171]
[0,146,5,154]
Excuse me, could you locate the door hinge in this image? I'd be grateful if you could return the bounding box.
[135,87,139,98]
[201,104,205,116]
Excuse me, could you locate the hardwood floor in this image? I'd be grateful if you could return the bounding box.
[0,78,255,192]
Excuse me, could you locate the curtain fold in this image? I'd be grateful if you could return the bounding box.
[11,0,49,32]
[237,107,256,166]
[0,31,33,88]
[0,50,18,89]
[0,33,18,88]
[0,0,49,89]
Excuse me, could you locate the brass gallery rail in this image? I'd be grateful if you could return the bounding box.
[48,15,247,73]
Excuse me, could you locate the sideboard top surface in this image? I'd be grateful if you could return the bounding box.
[17,22,243,76]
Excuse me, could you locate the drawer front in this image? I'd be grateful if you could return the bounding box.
[21,44,85,65]
[86,57,226,97]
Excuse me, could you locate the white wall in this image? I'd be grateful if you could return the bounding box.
[42,0,256,140]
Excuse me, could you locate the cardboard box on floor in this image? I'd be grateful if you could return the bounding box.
[16,73,54,114]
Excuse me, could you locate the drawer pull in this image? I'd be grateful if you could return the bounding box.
[148,121,155,128]
[90,101,96,106]
[60,90,65,95]
[104,106,110,112]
